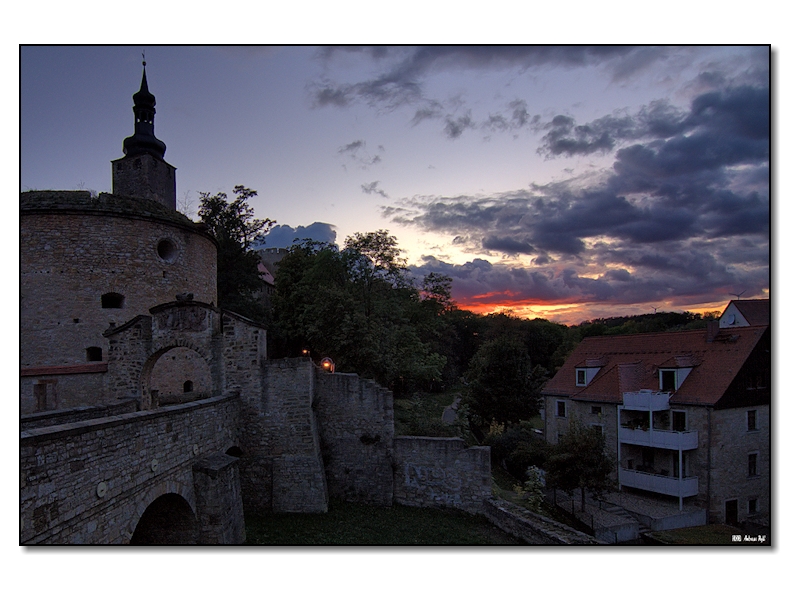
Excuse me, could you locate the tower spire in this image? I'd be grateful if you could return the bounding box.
[122,59,166,159]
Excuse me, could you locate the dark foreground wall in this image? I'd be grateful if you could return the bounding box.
[20,394,243,544]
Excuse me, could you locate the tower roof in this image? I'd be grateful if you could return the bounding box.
[122,62,167,160]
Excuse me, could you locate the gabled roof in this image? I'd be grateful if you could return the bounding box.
[542,326,767,406]
[723,299,770,326]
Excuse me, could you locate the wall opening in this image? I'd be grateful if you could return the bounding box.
[86,347,103,362]
[130,494,198,545]
[148,346,211,405]
[226,446,243,457]
[157,238,178,262]
[101,292,124,309]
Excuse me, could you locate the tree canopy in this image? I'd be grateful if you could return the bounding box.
[198,185,274,322]
[269,232,448,393]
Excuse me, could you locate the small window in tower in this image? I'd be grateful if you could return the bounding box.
[101,292,124,309]
[86,347,103,362]
[157,238,178,263]
[183,380,194,393]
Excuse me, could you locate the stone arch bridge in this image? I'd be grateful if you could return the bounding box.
[21,301,493,544]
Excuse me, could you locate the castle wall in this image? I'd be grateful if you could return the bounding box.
[393,436,492,514]
[314,371,394,505]
[236,358,328,513]
[21,206,217,379]
[20,394,241,544]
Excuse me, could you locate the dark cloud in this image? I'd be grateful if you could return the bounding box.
[388,80,768,311]
[311,46,661,138]
[261,222,337,249]
[361,181,389,199]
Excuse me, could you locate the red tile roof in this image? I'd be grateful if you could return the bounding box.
[543,326,767,406]
[731,299,770,326]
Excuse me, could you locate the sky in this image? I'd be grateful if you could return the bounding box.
[21,45,769,325]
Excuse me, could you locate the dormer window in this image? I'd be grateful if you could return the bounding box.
[575,367,600,386]
[660,369,677,392]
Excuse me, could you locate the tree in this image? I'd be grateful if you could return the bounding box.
[198,185,274,321]
[269,232,447,393]
[462,335,546,429]
[545,419,614,512]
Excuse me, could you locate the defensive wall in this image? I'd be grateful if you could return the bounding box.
[20,394,244,544]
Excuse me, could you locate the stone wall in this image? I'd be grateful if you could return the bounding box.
[483,498,600,544]
[20,399,138,429]
[393,436,491,514]
[236,358,328,513]
[192,454,246,544]
[21,194,216,376]
[708,405,770,524]
[20,370,109,415]
[314,372,394,505]
[112,154,177,210]
[20,394,242,544]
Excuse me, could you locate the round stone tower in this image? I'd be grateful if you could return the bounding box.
[20,65,218,414]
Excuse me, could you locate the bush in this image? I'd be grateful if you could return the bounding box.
[484,424,550,481]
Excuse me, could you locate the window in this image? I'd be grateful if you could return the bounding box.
[183,380,194,393]
[576,369,586,386]
[671,410,686,432]
[556,400,566,418]
[34,380,56,412]
[747,410,757,431]
[748,499,758,514]
[86,347,102,362]
[748,453,758,477]
[591,405,602,415]
[101,292,124,309]
[157,238,178,262]
[660,370,677,392]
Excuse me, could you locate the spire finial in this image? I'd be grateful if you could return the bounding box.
[142,51,146,67]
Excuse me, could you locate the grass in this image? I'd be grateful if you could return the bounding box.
[244,500,522,545]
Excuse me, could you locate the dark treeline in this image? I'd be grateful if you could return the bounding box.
[262,230,717,398]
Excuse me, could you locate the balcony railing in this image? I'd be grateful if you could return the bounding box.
[619,468,698,498]
[622,390,670,411]
[619,426,698,450]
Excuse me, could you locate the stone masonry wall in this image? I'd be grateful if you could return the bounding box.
[192,454,246,544]
[21,371,109,415]
[21,206,216,373]
[20,394,241,544]
[708,405,770,524]
[314,371,394,505]
[236,358,328,513]
[112,154,177,210]
[393,436,491,514]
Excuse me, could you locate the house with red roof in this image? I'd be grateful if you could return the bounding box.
[542,304,770,529]
[718,298,770,328]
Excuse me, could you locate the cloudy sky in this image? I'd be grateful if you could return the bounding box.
[21,45,769,324]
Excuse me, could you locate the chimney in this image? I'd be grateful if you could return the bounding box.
[706,320,720,342]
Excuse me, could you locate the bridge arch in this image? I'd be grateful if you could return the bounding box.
[127,480,198,545]
[130,493,198,545]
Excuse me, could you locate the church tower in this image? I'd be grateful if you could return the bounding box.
[112,61,177,209]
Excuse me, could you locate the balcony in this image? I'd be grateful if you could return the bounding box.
[619,426,698,450]
[622,390,670,411]
[619,468,698,498]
